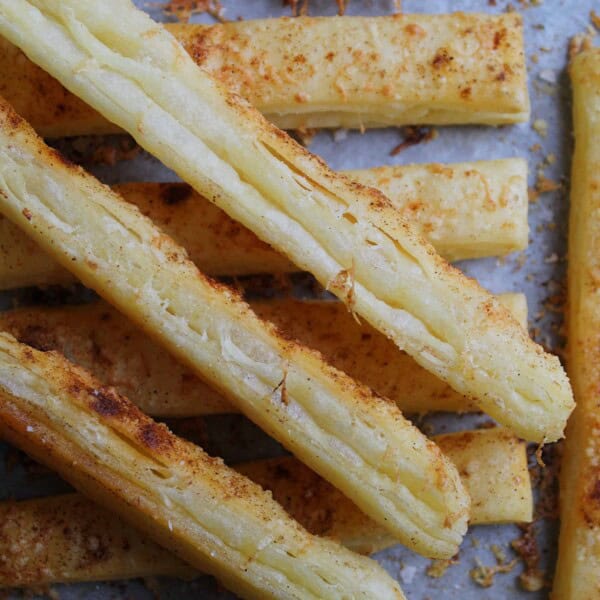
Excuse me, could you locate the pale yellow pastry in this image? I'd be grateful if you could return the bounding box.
[0,14,529,137]
[0,97,469,558]
[0,0,572,442]
[0,428,532,588]
[0,332,404,599]
[553,48,600,600]
[0,294,527,417]
[0,158,529,290]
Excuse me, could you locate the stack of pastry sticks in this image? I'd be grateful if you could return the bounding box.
[0,2,576,598]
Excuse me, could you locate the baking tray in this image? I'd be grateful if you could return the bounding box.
[1,0,592,598]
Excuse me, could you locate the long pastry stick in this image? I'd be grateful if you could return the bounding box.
[0,0,572,443]
[0,99,469,558]
[553,49,600,599]
[0,295,527,417]
[0,428,532,588]
[0,14,529,137]
[0,158,529,290]
[0,333,404,599]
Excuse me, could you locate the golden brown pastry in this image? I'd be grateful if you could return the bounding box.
[553,48,600,600]
[0,332,404,599]
[0,14,529,136]
[0,294,527,417]
[0,428,532,588]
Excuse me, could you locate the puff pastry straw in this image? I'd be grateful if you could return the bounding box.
[0,333,405,599]
[0,99,469,559]
[0,13,529,137]
[0,158,529,290]
[553,49,600,599]
[0,0,572,443]
[0,428,532,588]
[0,294,527,417]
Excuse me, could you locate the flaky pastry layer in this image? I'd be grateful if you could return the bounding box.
[0,333,404,599]
[553,49,600,600]
[0,295,527,417]
[0,0,571,441]
[0,98,468,558]
[0,158,529,290]
[0,428,531,588]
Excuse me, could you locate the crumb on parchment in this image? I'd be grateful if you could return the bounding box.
[536,175,562,194]
[514,251,527,271]
[512,524,545,592]
[390,126,437,156]
[491,544,507,563]
[91,138,141,167]
[426,556,459,578]
[538,69,557,84]
[470,556,518,588]
[398,564,417,585]
[291,127,318,147]
[532,118,548,138]
[162,0,224,22]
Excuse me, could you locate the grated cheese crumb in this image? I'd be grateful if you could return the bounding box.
[532,119,548,138]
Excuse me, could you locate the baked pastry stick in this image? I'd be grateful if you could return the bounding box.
[0,13,529,137]
[0,428,532,588]
[0,158,529,290]
[0,100,469,559]
[345,159,529,263]
[553,49,600,599]
[0,333,405,599]
[0,294,527,418]
[0,0,572,443]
